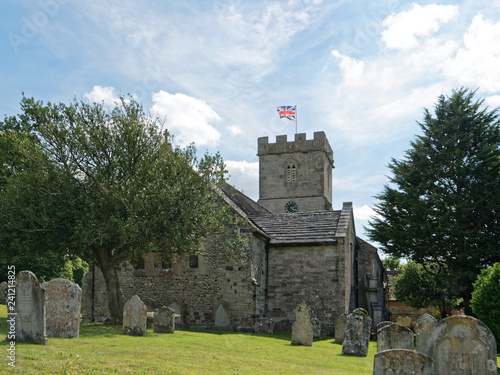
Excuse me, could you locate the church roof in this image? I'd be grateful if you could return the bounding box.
[249,210,348,246]
[219,183,272,216]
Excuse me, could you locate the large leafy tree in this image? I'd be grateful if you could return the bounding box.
[368,88,500,314]
[0,96,237,323]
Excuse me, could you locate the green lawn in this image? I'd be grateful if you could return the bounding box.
[0,304,376,374]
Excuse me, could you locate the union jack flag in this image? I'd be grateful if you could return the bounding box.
[277,105,296,121]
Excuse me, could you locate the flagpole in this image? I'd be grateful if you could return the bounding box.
[295,105,298,134]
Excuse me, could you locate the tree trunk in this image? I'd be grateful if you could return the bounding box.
[95,247,124,324]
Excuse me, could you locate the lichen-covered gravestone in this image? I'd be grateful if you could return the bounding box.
[122,295,147,336]
[377,323,414,353]
[42,278,82,338]
[396,316,412,329]
[428,315,498,374]
[342,308,372,356]
[377,321,394,331]
[373,349,435,375]
[414,313,437,356]
[153,306,176,334]
[335,313,347,342]
[291,301,313,346]
[15,271,48,344]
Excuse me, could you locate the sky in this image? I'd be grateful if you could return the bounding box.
[1,0,500,244]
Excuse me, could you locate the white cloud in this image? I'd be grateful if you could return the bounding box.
[354,204,378,221]
[382,3,458,50]
[228,125,243,136]
[151,91,221,148]
[225,160,259,200]
[444,14,500,93]
[84,85,121,106]
[331,50,365,85]
[485,95,500,108]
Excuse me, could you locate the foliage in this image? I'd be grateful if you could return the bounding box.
[0,96,241,323]
[471,263,500,348]
[382,257,402,271]
[392,261,458,318]
[368,88,500,314]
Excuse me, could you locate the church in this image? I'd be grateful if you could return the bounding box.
[82,131,389,335]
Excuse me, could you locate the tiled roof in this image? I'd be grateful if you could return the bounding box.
[249,210,344,246]
[219,183,271,216]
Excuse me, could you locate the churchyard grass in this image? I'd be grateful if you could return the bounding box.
[0,305,376,374]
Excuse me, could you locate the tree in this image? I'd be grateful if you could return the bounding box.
[382,257,402,271]
[368,88,500,315]
[0,96,240,323]
[471,263,500,348]
[392,261,458,318]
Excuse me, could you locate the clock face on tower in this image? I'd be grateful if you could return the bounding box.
[284,200,298,213]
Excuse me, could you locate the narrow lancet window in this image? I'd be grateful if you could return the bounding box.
[286,164,296,182]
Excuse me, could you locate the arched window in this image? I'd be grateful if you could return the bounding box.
[286,164,296,182]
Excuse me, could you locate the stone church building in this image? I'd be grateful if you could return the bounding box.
[82,131,389,335]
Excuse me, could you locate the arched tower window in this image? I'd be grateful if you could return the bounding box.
[286,164,297,182]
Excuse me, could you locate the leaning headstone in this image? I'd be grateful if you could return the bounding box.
[122,295,147,336]
[342,308,372,356]
[14,271,47,344]
[396,316,412,329]
[374,349,435,375]
[377,323,414,352]
[42,278,82,338]
[335,313,347,342]
[153,306,176,334]
[0,281,7,304]
[414,313,437,356]
[311,317,321,338]
[213,299,231,329]
[291,301,313,346]
[428,315,498,374]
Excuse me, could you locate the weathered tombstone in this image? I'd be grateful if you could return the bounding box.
[254,317,274,334]
[41,278,82,338]
[122,295,147,336]
[166,298,183,325]
[311,317,321,338]
[0,281,7,304]
[213,299,231,329]
[342,308,372,357]
[428,315,498,374]
[374,349,435,375]
[335,313,347,342]
[14,271,48,344]
[414,313,437,356]
[377,323,414,353]
[377,321,394,331]
[153,306,176,334]
[291,301,313,346]
[396,316,412,329]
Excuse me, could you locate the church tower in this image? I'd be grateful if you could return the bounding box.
[257,131,335,214]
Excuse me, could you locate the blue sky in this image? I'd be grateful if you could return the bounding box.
[2,0,500,242]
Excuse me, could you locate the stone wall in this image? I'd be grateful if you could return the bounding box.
[266,243,346,335]
[82,224,268,330]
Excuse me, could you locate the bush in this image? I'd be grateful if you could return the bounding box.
[471,263,500,348]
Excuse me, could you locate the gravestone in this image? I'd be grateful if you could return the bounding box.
[335,313,347,342]
[213,299,231,329]
[0,281,7,304]
[153,306,176,334]
[291,301,313,346]
[311,317,321,338]
[377,321,394,331]
[374,349,435,375]
[342,308,372,356]
[377,323,414,353]
[396,316,412,329]
[414,313,437,356]
[166,298,183,325]
[122,295,147,336]
[14,271,48,344]
[428,315,497,374]
[42,278,82,338]
[255,317,274,334]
